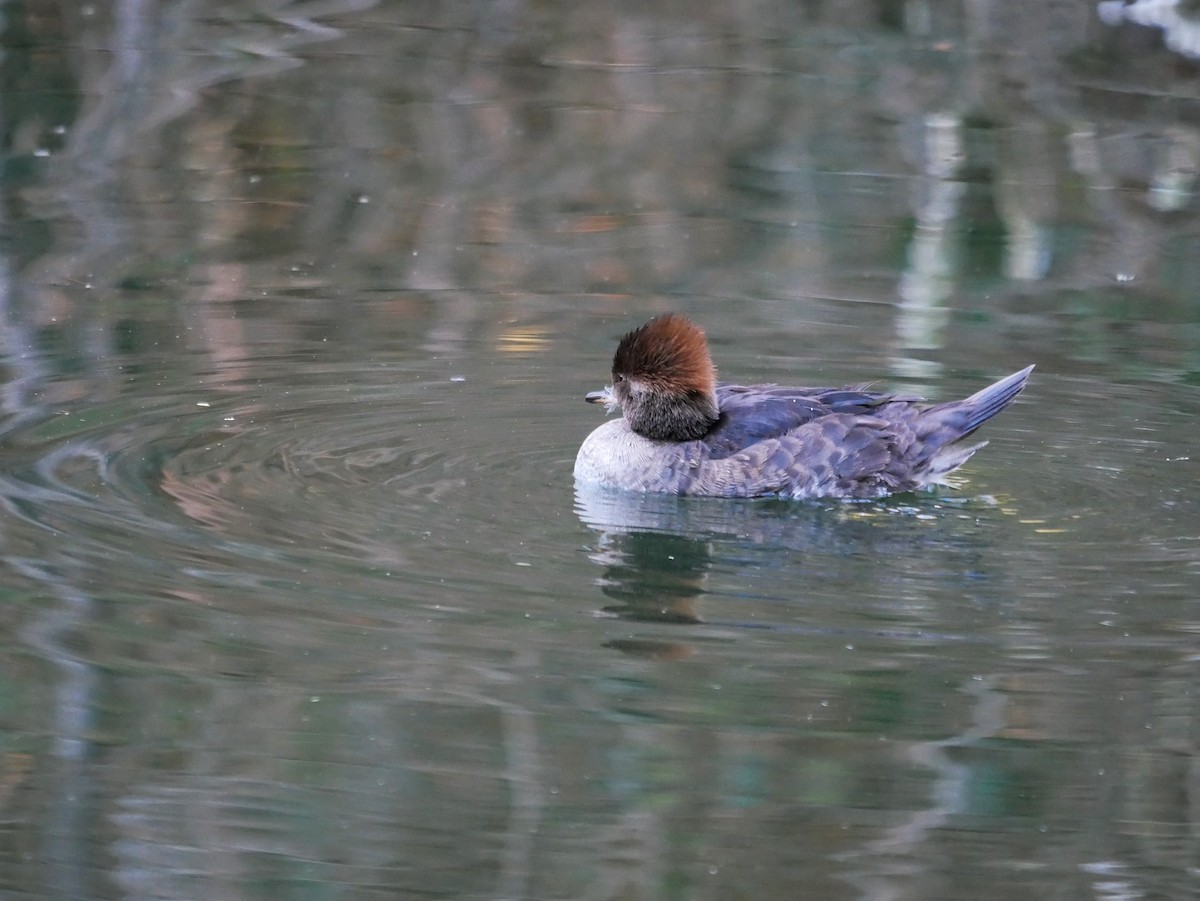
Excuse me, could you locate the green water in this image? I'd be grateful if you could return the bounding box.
[0,3,1197,899]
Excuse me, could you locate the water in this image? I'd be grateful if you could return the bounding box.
[1,2,1199,899]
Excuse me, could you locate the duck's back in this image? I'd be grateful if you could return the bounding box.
[701,368,1031,497]
[703,384,919,459]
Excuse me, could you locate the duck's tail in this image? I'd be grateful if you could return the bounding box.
[952,364,1035,437]
[914,364,1034,485]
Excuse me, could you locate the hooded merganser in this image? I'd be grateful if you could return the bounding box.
[574,314,1033,499]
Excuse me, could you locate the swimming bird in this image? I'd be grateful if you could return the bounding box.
[574,314,1032,499]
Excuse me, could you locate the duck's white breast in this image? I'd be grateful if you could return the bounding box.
[573,420,692,493]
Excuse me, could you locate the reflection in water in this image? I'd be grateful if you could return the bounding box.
[835,672,1010,898]
[21,584,101,901]
[592,528,710,626]
[0,2,1199,899]
[895,112,964,380]
[576,487,718,629]
[574,482,1022,644]
[1099,0,1200,59]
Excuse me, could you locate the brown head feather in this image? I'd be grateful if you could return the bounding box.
[608,314,720,440]
[611,314,717,395]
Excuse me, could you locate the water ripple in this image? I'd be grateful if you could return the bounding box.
[0,369,576,617]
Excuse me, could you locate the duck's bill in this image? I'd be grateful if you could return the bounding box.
[585,388,612,404]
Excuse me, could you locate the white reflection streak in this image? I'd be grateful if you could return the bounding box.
[1147,128,1200,214]
[16,570,101,901]
[0,235,55,439]
[446,666,545,901]
[495,684,544,901]
[0,35,107,889]
[835,675,1010,899]
[1098,0,1200,59]
[895,113,963,381]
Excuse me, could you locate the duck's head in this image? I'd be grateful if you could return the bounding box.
[586,314,719,441]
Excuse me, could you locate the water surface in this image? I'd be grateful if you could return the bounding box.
[1,3,1199,899]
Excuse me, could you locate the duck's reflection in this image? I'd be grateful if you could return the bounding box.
[575,486,716,659]
[574,483,856,627]
[575,479,1016,660]
[590,527,711,625]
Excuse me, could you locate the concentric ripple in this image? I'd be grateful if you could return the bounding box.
[0,362,578,617]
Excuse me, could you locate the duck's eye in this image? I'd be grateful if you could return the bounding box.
[613,373,625,384]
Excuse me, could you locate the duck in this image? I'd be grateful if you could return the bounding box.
[573,313,1032,499]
